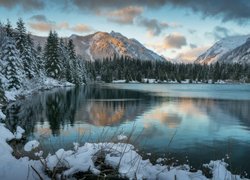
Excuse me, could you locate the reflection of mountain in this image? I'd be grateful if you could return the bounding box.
[75,99,147,126]
[5,86,152,135]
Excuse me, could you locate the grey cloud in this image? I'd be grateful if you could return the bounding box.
[190,43,197,49]
[0,0,44,10]
[163,33,187,49]
[70,0,250,24]
[137,17,169,36]
[205,26,235,40]
[30,15,48,22]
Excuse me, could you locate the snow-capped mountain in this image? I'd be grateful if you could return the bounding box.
[219,38,250,64]
[195,35,250,64]
[32,31,165,61]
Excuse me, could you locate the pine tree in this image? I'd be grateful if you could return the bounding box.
[67,39,78,84]
[58,38,68,80]
[5,19,13,37]
[0,79,6,104]
[44,31,61,79]
[2,37,23,90]
[36,44,45,75]
[15,18,27,55]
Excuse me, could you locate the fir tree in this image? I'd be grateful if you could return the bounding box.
[2,37,23,90]
[5,19,13,37]
[44,31,61,79]
[15,18,27,55]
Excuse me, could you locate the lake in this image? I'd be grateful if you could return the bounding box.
[5,84,250,175]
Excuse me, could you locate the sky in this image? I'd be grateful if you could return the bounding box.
[0,0,250,62]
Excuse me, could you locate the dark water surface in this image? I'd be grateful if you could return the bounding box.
[5,84,250,175]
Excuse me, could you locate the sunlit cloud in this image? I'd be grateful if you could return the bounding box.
[28,15,94,33]
[105,6,144,25]
[176,46,210,62]
[70,24,94,33]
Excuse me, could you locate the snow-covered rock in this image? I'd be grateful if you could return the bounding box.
[24,140,39,152]
[117,134,128,141]
[14,126,25,140]
[0,110,6,120]
[195,35,250,64]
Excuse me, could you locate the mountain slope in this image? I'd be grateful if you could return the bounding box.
[195,35,250,64]
[219,38,250,64]
[32,31,165,61]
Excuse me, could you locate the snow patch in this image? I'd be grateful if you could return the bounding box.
[24,140,39,152]
[14,126,25,140]
[117,134,128,141]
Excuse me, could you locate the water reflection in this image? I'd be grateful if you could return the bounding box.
[4,84,250,174]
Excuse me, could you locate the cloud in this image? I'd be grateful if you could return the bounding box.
[212,26,232,39]
[30,15,47,22]
[0,0,44,10]
[163,33,187,49]
[137,17,169,36]
[105,6,143,25]
[205,26,236,40]
[146,33,187,56]
[190,43,197,49]
[70,0,250,24]
[29,21,55,32]
[70,24,93,33]
[188,29,196,34]
[176,46,209,62]
[28,15,93,33]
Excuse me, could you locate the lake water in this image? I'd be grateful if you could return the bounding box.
[5,84,250,175]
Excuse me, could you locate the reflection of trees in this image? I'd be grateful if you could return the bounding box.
[4,85,155,136]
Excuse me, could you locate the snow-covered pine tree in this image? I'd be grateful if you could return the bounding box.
[44,31,61,79]
[1,37,23,90]
[67,39,77,83]
[15,18,27,55]
[58,38,69,80]
[76,57,87,84]
[5,19,13,37]
[0,79,6,104]
[36,44,45,75]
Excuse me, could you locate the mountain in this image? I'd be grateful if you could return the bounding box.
[218,38,250,64]
[32,31,165,61]
[195,35,250,64]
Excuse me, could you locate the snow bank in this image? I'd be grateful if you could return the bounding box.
[0,123,47,180]
[42,77,74,89]
[117,134,128,141]
[14,126,25,140]
[0,109,6,120]
[24,140,40,152]
[113,80,126,83]
[0,120,247,180]
[44,142,244,180]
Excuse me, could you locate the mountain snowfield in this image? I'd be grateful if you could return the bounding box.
[195,35,250,64]
[33,31,165,62]
[219,38,250,64]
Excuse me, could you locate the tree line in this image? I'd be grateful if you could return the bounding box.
[86,56,250,83]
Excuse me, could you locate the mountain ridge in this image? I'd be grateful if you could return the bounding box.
[32,31,166,62]
[195,34,250,64]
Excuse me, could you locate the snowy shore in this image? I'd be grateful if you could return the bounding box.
[0,109,247,179]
